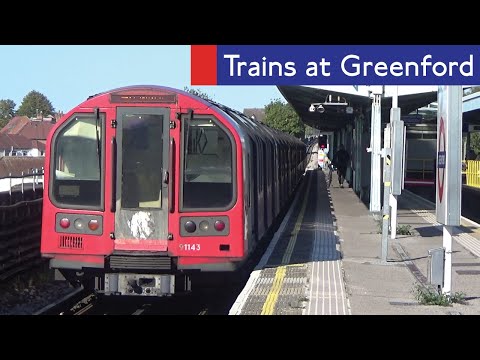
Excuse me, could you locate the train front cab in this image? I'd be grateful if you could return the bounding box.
[41,87,247,297]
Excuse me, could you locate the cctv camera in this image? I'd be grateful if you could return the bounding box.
[317,105,325,113]
[309,104,316,112]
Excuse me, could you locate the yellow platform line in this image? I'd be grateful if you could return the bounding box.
[261,266,287,315]
[282,175,312,264]
[261,173,312,315]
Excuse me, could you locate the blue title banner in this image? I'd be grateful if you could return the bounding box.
[212,45,480,85]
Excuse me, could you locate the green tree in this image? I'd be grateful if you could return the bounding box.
[183,87,215,102]
[0,118,8,129]
[304,124,318,137]
[470,132,480,156]
[17,90,54,118]
[264,98,305,138]
[0,99,16,129]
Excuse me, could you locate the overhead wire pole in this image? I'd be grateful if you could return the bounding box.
[390,86,399,240]
[381,121,391,262]
[369,86,382,213]
[381,86,404,262]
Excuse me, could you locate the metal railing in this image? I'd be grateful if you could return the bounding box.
[405,158,435,181]
[465,160,480,188]
[405,159,480,188]
[0,168,44,205]
[0,168,45,281]
[0,198,44,281]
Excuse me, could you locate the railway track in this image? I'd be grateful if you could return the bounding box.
[31,230,275,315]
[406,185,480,224]
[33,283,238,315]
[34,287,96,315]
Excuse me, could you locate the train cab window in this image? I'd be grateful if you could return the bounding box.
[51,115,104,209]
[182,117,235,209]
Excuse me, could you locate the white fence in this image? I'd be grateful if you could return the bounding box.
[0,168,44,194]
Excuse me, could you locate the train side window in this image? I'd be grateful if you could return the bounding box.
[51,114,104,209]
[181,117,235,210]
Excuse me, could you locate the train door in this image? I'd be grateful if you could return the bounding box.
[114,107,170,243]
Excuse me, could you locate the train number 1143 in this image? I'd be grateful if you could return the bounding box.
[179,244,201,251]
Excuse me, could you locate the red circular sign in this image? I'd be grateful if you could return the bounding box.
[437,117,446,203]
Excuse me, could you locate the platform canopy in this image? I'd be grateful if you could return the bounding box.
[277,85,438,131]
[463,92,480,125]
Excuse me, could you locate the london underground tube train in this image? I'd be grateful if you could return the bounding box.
[40,85,307,296]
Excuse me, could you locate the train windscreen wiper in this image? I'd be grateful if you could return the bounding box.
[94,108,101,178]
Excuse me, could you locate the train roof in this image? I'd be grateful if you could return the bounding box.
[85,85,250,114]
[86,84,210,105]
[83,85,304,144]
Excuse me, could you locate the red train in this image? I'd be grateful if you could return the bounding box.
[40,85,307,296]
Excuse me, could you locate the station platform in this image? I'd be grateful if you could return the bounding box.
[229,154,480,315]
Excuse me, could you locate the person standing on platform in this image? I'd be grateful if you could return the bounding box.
[333,144,350,188]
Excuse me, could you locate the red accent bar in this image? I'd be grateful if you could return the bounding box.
[191,45,217,85]
[114,239,168,251]
[169,138,175,213]
[111,137,117,213]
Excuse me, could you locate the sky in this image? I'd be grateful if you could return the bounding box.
[0,45,284,113]
[0,45,438,114]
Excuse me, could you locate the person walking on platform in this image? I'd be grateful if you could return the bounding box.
[333,144,350,188]
[324,153,334,188]
[318,147,327,169]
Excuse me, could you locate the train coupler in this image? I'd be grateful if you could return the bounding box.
[104,273,175,296]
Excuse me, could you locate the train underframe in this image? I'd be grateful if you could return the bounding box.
[56,267,191,297]
[53,256,243,297]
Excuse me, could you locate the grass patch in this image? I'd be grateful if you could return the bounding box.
[375,221,413,235]
[397,224,413,235]
[413,284,466,306]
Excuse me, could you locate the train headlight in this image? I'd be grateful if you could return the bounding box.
[180,217,228,236]
[59,218,70,229]
[88,219,100,231]
[214,220,226,231]
[74,218,85,230]
[199,221,209,232]
[184,221,196,233]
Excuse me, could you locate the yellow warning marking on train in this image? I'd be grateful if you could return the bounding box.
[383,215,390,220]
[261,173,312,315]
[386,158,391,165]
[385,181,391,186]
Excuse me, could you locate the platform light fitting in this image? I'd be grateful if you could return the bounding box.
[324,94,349,106]
[309,103,325,113]
[309,94,349,114]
